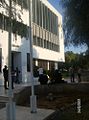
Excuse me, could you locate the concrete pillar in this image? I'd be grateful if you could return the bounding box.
[47,61,49,70]
[35,60,38,66]
[55,62,58,70]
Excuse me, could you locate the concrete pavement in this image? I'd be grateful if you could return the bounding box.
[0,106,54,120]
[0,83,54,120]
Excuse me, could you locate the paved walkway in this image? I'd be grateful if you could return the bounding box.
[0,106,54,120]
[64,77,89,83]
[0,83,54,120]
[0,80,40,95]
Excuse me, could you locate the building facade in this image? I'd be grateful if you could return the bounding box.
[0,0,65,85]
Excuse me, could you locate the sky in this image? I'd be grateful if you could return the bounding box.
[48,0,62,13]
[48,0,87,54]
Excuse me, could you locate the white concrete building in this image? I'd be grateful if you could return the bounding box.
[0,0,65,85]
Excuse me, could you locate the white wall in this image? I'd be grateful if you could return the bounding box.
[0,30,31,84]
[33,45,65,62]
[0,30,8,85]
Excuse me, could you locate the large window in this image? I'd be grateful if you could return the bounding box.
[33,36,37,45]
[0,48,2,72]
[27,53,30,72]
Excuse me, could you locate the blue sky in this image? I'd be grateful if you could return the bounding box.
[48,0,87,53]
[65,45,87,54]
[48,0,62,13]
[48,0,60,10]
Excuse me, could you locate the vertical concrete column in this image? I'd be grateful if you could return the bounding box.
[35,60,38,66]
[47,61,49,70]
[54,62,58,70]
[30,96,37,113]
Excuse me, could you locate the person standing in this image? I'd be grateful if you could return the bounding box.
[77,67,81,83]
[15,67,20,84]
[37,67,44,77]
[69,66,75,83]
[37,66,44,84]
[3,65,8,89]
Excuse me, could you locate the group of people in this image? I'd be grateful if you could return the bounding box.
[3,65,20,89]
[37,67,48,84]
[69,66,81,83]
[37,66,63,84]
[3,64,81,89]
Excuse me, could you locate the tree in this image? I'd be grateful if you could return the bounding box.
[0,0,28,37]
[65,51,78,68]
[60,0,89,50]
[64,51,89,69]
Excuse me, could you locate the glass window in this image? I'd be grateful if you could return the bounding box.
[32,0,35,23]
[33,36,37,45]
[37,37,40,46]
[27,53,30,72]
[40,1,42,27]
[44,39,46,48]
[47,41,49,49]
[40,38,43,47]
[37,0,40,25]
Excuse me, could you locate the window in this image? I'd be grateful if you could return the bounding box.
[37,37,40,46]
[37,0,40,25]
[27,53,30,72]
[33,36,37,45]
[0,48,2,72]
[32,0,35,23]
[44,39,46,48]
[47,41,49,49]
[40,38,43,47]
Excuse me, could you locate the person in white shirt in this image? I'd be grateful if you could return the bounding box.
[38,67,48,84]
[37,67,43,76]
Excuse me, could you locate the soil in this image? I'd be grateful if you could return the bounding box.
[15,83,89,120]
[37,92,89,110]
[34,84,89,110]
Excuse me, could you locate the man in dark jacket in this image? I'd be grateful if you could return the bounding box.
[3,65,8,89]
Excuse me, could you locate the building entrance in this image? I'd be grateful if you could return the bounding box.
[11,52,22,83]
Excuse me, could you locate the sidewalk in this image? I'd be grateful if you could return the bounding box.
[0,83,54,120]
[0,80,40,96]
[0,106,54,120]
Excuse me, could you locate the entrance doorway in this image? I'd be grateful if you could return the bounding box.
[11,52,22,82]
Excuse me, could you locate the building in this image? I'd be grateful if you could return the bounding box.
[0,0,65,85]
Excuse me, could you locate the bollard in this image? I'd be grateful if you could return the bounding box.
[30,95,37,113]
[77,99,81,114]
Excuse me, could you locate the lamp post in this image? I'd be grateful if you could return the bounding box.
[28,0,37,113]
[8,0,12,98]
[6,0,16,120]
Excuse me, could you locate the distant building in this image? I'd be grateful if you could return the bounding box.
[0,0,65,85]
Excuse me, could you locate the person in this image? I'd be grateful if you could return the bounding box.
[69,66,75,83]
[37,67,44,76]
[11,70,15,89]
[3,65,8,89]
[37,67,46,84]
[77,67,81,83]
[39,70,48,84]
[54,69,62,83]
[15,67,20,84]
